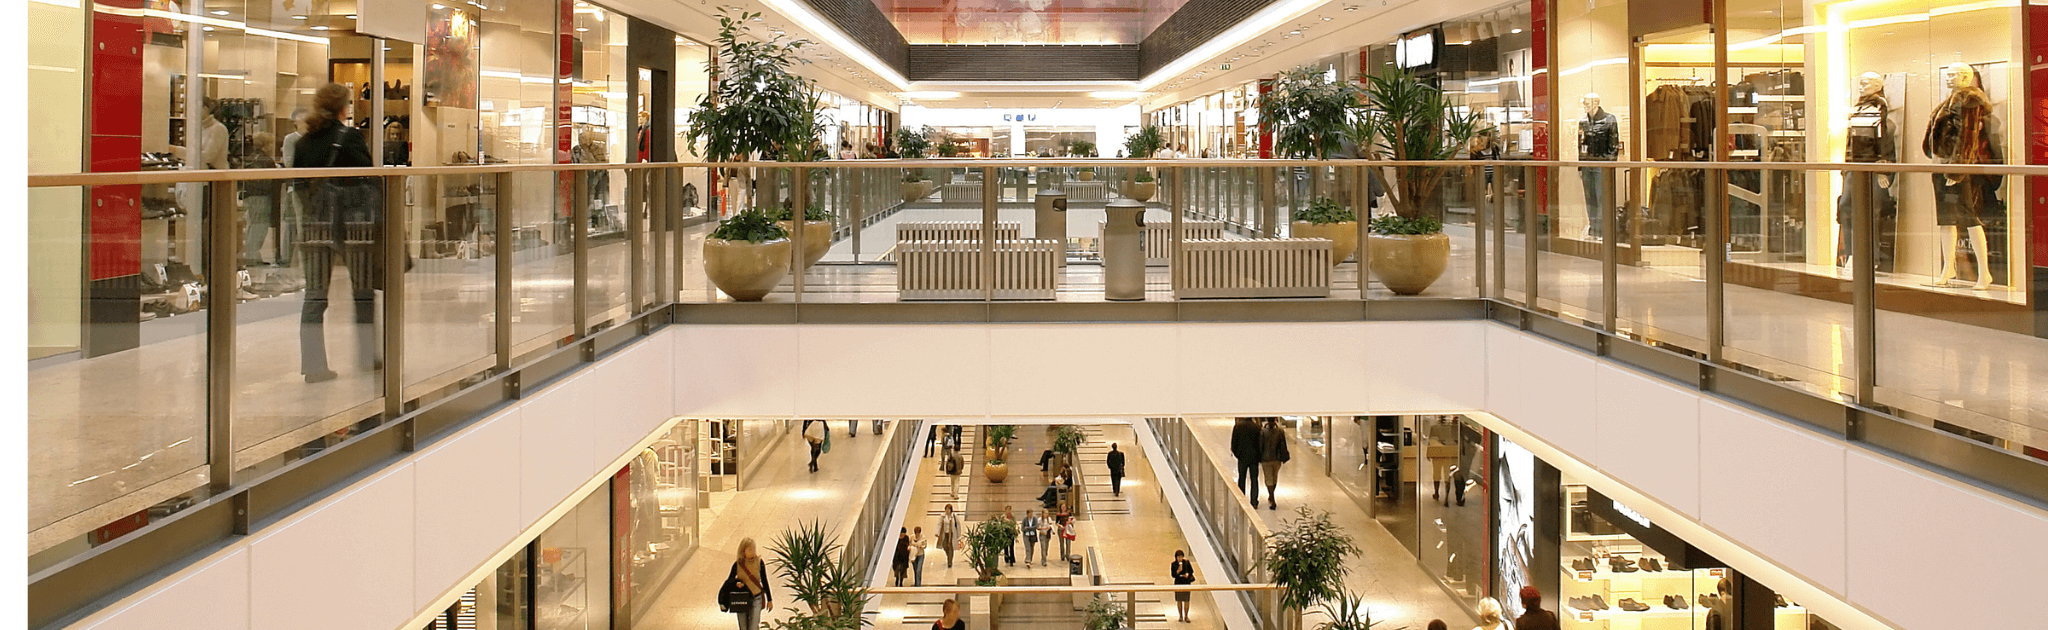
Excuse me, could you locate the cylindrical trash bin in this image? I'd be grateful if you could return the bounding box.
[1035,188,1068,268]
[1102,199,1146,301]
[1068,554,1085,576]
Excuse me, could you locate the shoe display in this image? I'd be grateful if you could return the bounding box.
[1670,595,1688,609]
[1640,557,1663,572]
[1569,597,1597,611]
[1609,557,1638,573]
[1592,594,1610,610]
[1618,598,1650,612]
[1571,557,1595,572]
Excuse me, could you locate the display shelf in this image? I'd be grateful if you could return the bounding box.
[1565,604,1808,621]
[1563,565,1695,581]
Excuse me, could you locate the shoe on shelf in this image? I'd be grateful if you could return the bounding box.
[1609,557,1637,573]
[1619,598,1649,612]
[1669,595,1688,609]
[1569,597,1595,611]
[1571,557,1595,572]
[1593,594,1610,610]
[1641,557,1663,572]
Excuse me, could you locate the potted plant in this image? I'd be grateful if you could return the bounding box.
[1312,590,1390,630]
[1122,125,1164,201]
[1077,166,1096,181]
[703,209,791,301]
[895,126,934,200]
[1070,139,1098,158]
[684,8,824,300]
[1084,595,1130,630]
[1292,197,1359,265]
[1265,507,1362,630]
[1350,66,1482,295]
[769,519,872,624]
[1052,425,1084,473]
[1256,64,1366,264]
[965,517,1020,586]
[983,424,1016,483]
[768,203,832,268]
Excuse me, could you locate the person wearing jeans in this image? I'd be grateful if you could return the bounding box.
[910,526,928,586]
[1020,510,1042,567]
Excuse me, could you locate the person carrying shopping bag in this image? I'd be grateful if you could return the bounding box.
[720,538,774,630]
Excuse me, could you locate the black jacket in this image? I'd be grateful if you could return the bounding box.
[1260,424,1287,462]
[1517,609,1561,630]
[725,559,772,600]
[1106,450,1126,476]
[1230,419,1263,463]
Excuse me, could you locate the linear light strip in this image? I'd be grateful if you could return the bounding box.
[753,0,910,89]
[1139,0,1325,89]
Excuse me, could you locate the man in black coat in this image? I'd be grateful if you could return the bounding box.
[1106,443,1127,496]
[1230,418,1265,505]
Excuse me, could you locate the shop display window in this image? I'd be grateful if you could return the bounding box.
[1418,415,1493,610]
[537,489,611,630]
[628,423,699,622]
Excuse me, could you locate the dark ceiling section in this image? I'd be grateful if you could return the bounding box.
[799,0,911,76]
[1138,0,1278,76]
[908,45,1141,81]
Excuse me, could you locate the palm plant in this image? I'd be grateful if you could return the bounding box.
[1123,125,1164,159]
[1084,595,1130,630]
[1264,507,1362,617]
[1349,66,1483,225]
[768,519,872,625]
[965,518,1020,586]
[1313,590,1397,630]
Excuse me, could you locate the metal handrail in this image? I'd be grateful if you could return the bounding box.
[867,584,1282,594]
[26,157,2048,186]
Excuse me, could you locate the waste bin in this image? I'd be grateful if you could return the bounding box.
[1068,554,1085,576]
[1035,188,1068,268]
[1102,198,1146,301]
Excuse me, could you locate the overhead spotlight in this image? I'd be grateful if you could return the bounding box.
[1511,28,1523,33]
[292,14,307,19]
[209,9,229,15]
[1344,3,1360,9]
[1322,16,1332,21]
[311,25,330,29]
[1288,30,1301,35]
[576,27,590,31]
[202,25,215,30]
[345,14,357,19]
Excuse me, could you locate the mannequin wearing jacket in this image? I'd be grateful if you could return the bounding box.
[1921,62,2001,289]
[1836,73,1898,270]
[1578,94,1620,237]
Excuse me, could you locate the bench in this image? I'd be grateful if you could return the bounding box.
[1176,238,1332,299]
[1096,220,1225,266]
[895,221,1022,243]
[897,240,1062,300]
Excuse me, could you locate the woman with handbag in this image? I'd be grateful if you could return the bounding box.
[804,420,826,473]
[892,528,912,586]
[1056,513,1077,562]
[1258,418,1289,510]
[291,83,380,384]
[721,538,773,630]
[938,504,960,568]
[910,526,928,586]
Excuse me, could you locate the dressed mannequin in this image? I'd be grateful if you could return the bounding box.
[1836,72,1897,272]
[1578,93,1620,238]
[1921,62,2000,290]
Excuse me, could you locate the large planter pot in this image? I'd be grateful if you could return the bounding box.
[1078,170,1096,181]
[702,237,792,301]
[1368,233,1451,295]
[777,220,831,268]
[902,181,932,202]
[1123,181,1156,202]
[1291,220,1359,264]
[984,461,1009,483]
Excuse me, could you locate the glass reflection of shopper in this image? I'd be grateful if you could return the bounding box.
[280,110,308,263]
[240,132,281,267]
[723,538,773,630]
[1170,550,1196,622]
[292,83,379,384]
[1259,418,1289,511]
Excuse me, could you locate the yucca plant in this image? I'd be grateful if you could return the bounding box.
[1084,595,1130,630]
[1052,425,1084,455]
[1123,125,1165,159]
[965,518,1020,586]
[1350,66,1482,225]
[768,519,872,627]
[1265,507,1362,616]
[1313,590,1396,630]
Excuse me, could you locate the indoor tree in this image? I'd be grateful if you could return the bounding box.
[965,517,1020,586]
[684,8,826,211]
[1349,65,1483,224]
[1264,507,1362,627]
[768,519,872,628]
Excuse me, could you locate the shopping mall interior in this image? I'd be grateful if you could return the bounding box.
[15,0,2048,628]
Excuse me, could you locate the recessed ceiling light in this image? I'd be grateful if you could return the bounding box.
[209,9,229,15]
[1511,28,1523,33]
[202,25,215,30]
[345,14,357,19]
[292,14,307,19]
[311,25,330,29]
[1322,16,1332,21]
[576,27,589,31]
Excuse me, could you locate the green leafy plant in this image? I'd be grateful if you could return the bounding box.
[1123,125,1165,159]
[1132,171,1155,183]
[965,518,1020,586]
[1083,595,1129,630]
[1292,197,1357,225]
[1053,426,1084,455]
[1264,507,1362,615]
[709,208,791,242]
[1368,214,1442,236]
[984,424,1017,449]
[1349,66,1482,222]
[684,9,823,163]
[934,135,966,158]
[1077,166,1095,173]
[894,126,932,159]
[1257,65,1366,160]
[902,171,924,183]
[766,203,830,222]
[1069,140,1098,157]
[1313,590,1396,630]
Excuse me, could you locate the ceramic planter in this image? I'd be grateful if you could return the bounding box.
[777,220,831,268]
[702,237,792,301]
[1368,232,1451,295]
[902,181,932,202]
[984,461,1009,483]
[1123,180,1156,202]
[1290,220,1359,264]
[1078,170,1096,181]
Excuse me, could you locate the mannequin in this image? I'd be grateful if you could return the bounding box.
[1921,62,2000,290]
[1578,93,1620,238]
[1836,72,1897,272]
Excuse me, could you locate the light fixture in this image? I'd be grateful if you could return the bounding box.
[292,14,307,19]
[209,9,228,15]
[202,25,215,31]
[1511,27,1523,33]
[1321,15,1332,21]
[576,26,589,31]
[345,14,357,19]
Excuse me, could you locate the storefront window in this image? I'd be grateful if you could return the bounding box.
[1417,415,1491,609]
[627,423,699,622]
[537,488,611,630]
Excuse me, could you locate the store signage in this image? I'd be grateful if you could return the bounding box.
[1586,489,1720,569]
[1001,113,1039,122]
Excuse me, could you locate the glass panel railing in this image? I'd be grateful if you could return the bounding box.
[1537,165,1609,323]
[1719,166,1860,402]
[405,172,496,400]
[585,167,631,330]
[508,170,573,359]
[1616,165,1712,356]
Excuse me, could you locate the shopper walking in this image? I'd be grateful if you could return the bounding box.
[926,424,939,457]
[1056,513,1077,562]
[804,420,826,473]
[848,420,858,437]
[1020,509,1043,567]
[292,83,380,384]
[1516,586,1560,630]
[892,528,912,586]
[1259,418,1289,510]
[1001,505,1018,567]
[1034,512,1054,566]
[910,526,928,586]
[1170,550,1196,622]
[1473,597,1509,630]
[938,505,961,568]
[720,538,774,630]
[1230,418,1265,505]
[1107,443,1127,496]
[932,598,966,630]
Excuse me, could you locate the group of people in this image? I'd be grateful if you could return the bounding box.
[1449,587,1563,630]
[1230,417,1293,509]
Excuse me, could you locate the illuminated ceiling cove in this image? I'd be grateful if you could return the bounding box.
[873,0,1190,44]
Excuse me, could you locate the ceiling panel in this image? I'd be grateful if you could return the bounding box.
[870,0,1191,44]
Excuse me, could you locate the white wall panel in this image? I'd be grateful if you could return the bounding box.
[1364,321,1487,413]
[1845,453,2048,630]
[673,325,797,416]
[1512,335,1598,461]
[413,410,522,608]
[1592,365,1700,517]
[988,324,1178,415]
[1176,322,1370,414]
[249,466,416,630]
[1483,324,1524,420]
[82,550,250,630]
[520,380,596,525]
[1697,400,1846,594]
[795,325,991,417]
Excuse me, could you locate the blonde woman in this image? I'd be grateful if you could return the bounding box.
[932,597,967,630]
[1473,597,1511,630]
[722,538,774,630]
